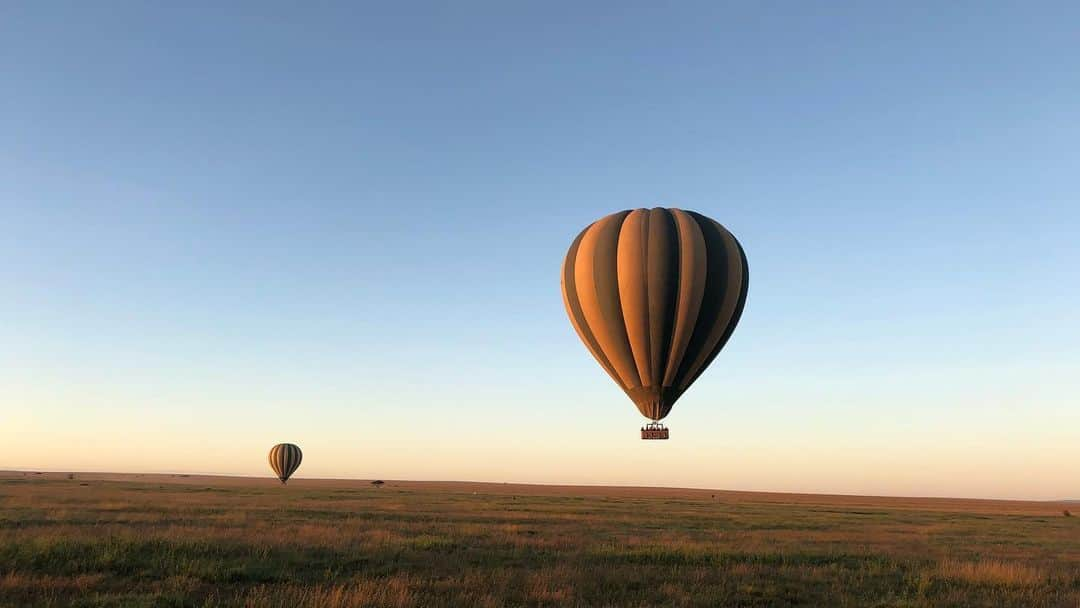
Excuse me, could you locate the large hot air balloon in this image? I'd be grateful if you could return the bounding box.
[561,208,748,439]
[268,443,302,484]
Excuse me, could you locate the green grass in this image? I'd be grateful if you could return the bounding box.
[0,478,1076,607]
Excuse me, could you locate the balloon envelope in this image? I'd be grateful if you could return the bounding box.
[561,208,748,421]
[268,443,302,484]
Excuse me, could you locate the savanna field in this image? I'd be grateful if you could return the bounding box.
[1,473,1076,607]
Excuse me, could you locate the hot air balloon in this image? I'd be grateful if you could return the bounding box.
[268,443,302,484]
[560,208,748,439]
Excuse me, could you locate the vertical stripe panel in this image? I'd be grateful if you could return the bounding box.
[562,226,627,390]
[616,210,655,386]
[573,212,642,388]
[674,215,746,390]
[662,210,707,386]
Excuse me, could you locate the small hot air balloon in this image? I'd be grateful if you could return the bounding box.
[561,208,748,439]
[268,443,302,484]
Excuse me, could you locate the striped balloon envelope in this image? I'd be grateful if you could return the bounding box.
[561,208,748,436]
[268,443,303,484]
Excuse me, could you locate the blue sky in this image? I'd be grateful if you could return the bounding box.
[2,2,1078,498]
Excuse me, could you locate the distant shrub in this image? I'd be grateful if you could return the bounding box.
[371,480,385,487]
[1065,510,1072,517]
[67,473,75,480]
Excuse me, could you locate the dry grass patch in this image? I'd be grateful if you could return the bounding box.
[239,575,418,608]
[937,558,1045,586]
[0,572,104,594]
[525,566,576,603]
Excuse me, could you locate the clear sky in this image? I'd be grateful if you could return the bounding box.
[3,2,1078,500]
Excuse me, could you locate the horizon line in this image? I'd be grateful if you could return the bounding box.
[3,469,1074,505]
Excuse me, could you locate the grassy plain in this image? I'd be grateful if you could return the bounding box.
[0,472,1076,607]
